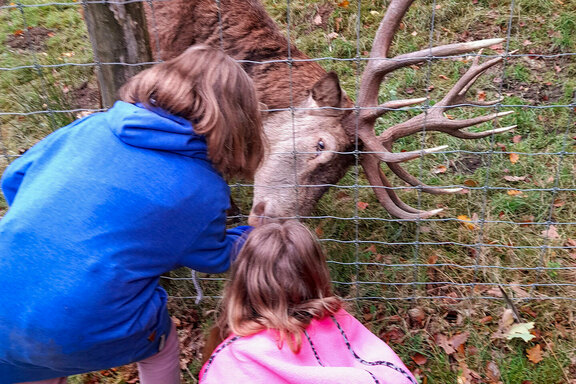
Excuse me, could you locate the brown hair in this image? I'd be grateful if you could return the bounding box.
[219,221,342,353]
[119,45,266,180]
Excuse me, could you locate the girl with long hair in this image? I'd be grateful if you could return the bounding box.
[200,221,417,384]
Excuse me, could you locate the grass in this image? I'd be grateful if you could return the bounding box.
[1,0,576,383]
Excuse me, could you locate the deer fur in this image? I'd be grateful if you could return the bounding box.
[146,0,355,222]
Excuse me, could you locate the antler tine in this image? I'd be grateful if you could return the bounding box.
[350,0,512,219]
[348,1,505,164]
[387,162,463,195]
[361,155,443,219]
[379,53,510,144]
[380,52,514,193]
[370,0,416,59]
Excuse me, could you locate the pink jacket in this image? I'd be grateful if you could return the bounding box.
[199,309,417,383]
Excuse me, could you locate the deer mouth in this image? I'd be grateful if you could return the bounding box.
[247,200,292,226]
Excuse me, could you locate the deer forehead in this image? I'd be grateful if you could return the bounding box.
[263,110,348,147]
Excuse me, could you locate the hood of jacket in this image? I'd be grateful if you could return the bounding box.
[107,101,208,160]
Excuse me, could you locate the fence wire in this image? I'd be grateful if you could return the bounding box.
[1,0,575,309]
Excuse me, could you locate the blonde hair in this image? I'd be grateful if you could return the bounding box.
[119,45,265,180]
[220,221,342,353]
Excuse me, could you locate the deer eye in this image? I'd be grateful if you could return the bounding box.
[316,140,325,152]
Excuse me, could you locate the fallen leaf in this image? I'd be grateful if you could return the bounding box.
[381,327,405,344]
[506,322,535,342]
[503,175,527,182]
[463,179,478,187]
[477,90,487,101]
[411,352,428,365]
[450,332,470,350]
[541,225,560,239]
[364,244,377,254]
[512,135,522,143]
[457,215,477,230]
[435,333,456,355]
[337,0,349,7]
[507,189,523,196]
[327,31,339,40]
[526,344,543,364]
[509,153,520,164]
[486,361,501,381]
[432,164,447,174]
[357,201,369,211]
[313,14,322,25]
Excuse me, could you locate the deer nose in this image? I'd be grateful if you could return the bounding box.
[248,201,267,226]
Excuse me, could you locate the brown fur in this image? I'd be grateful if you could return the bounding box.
[147,0,334,109]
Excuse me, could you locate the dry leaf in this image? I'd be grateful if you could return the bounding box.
[357,201,369,211]
[503,175,527,182]
[506,322,536,342]
[435,333,456,355]
[327,32,339,40]
[450,332,470,350]
[337,0,349,7]
[457,215,477,230]
[411,352,428,365]
[364,244,377,254]
[526,344,543,364]
[463,179,478,187]
[507,189,523,196]
[512,135,522,143]
[313,14,322,25]
[432,164,447,174]
[477,90,487,101]
[509,153,520,164]
[486,361,501,381]
[541,225,560,239]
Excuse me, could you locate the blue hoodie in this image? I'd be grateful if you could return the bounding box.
[0,101,251,382]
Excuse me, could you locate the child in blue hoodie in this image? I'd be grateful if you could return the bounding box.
[0,45,265,384]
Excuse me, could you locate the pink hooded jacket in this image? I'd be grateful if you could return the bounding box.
[199,309,417,383]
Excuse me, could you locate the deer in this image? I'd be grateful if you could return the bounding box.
[146,0,514,224]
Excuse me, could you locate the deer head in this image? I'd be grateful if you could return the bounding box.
[248,0,514,224]
[146,0,513,224]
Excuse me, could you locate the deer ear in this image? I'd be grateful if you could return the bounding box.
[311,72,344,108]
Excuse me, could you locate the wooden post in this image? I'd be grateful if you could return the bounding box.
[82,0,153,108]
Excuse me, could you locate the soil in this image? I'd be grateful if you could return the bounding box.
[4,26,54,51]
[502,79,565,105]
[451,153,485,174]
[305,4,335,32]
[69,81,101,110]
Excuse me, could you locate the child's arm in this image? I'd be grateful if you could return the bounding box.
[178,214,252,273]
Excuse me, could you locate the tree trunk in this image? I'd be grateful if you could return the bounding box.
[83,0,153,108]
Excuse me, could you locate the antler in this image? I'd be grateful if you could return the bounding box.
[343,0,515,219]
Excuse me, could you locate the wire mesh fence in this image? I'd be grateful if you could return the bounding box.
[1,0,575,309]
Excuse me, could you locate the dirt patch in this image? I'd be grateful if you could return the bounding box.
[4,26,54,51]
[502,80,564,105]
[68,81,101,110]
[451,154,485,174]
[304,4,335,32]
